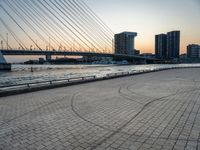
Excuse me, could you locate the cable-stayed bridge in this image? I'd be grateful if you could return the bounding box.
[0,49,156,61]
[0,0,113,53]
[0,0,157,70]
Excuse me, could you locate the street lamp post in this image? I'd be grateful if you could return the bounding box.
[6,33,8,50]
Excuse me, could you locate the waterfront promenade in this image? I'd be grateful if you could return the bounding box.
[0,68,200,150]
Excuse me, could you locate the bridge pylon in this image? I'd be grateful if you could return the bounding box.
[0,51,11,71]
[0,51,6,63]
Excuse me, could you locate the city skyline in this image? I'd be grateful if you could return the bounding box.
[85,0,200,54]
[155,31,180,60]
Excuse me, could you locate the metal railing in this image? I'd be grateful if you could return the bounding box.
[1,66,200,92]
[0,75,96,90]
[105,70,146,78]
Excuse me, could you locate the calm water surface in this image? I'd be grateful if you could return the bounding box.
[0,64,200,86]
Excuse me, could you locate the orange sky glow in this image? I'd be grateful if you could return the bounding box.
[1,0,200,62]
[85,0,200,54]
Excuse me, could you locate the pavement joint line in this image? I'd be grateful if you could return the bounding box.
[197,132,200,150]
[119,81,200,108]
[173,83,200,149]
[151,90,198,149]
[126,83,157,99]
[125,88,189,139]
[1,68,200,150]
[85,87,200,149]
[118,86,145,105]
[184,103,200,149]
[129,95,184,150]
[69,78,200,142]
[69,91,196,144]
[0,94,71,127]
[95,80,200,149]
[171,97,197,149]
[70,92,116,132]
[159,82,198,149]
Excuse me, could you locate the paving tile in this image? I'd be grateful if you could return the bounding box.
[0,68,200,150]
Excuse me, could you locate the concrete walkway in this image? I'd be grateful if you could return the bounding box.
[0,68,200,150]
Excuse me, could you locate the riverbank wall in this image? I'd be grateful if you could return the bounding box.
[0,66,200,97]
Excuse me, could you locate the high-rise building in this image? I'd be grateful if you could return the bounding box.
[167,31,180,59]
[155,34,167,59]
[114,32,137,55]
[155,31,180,60]
[187,44,200,58]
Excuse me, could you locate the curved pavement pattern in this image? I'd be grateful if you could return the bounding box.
[0,68,200,150]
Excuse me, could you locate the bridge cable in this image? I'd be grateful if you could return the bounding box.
[76,0,114,36]
[0,3,42,50]
[13,0,66,50]
[70,0,113,53]
[61,0,112,53]
[36,0,92,51]
[46,0,103,53]
[20,0,72,50]
[69,0,113,45]
[78,0,114,35]
[0,33,12,50]
[0,0,114,53]
[0,17,27,50]
[4,0,52,50]
[59,0,109,50]
[64,0,112,48]
[52,0,105,53]
[27,0,80,51]
[36,0,93,52]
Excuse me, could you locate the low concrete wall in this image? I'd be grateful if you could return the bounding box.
[0,66,200,97]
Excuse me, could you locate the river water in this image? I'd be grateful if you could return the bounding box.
[0,64,200,87]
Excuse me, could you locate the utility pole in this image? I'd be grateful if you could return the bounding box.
[1,40,3,50]
[112,39,114,53]
[6,33,8,50]
[105,46,107,54]
[49,37,51,51]
[35,40,37,50]
[73,39,75,51]
[79,44,81,51]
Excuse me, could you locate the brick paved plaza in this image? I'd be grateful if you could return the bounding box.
[0,68,200,150]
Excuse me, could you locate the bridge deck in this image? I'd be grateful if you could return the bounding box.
[0,68,200,150]
[0,49,158,61]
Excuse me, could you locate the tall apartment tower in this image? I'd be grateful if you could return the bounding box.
[155,34,167,59]
[187,44,200,58]
[114,32,137,55]
[167,31,180,59]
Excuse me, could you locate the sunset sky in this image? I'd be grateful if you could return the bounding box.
[85,0,200,54]
[1,0,200,62]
